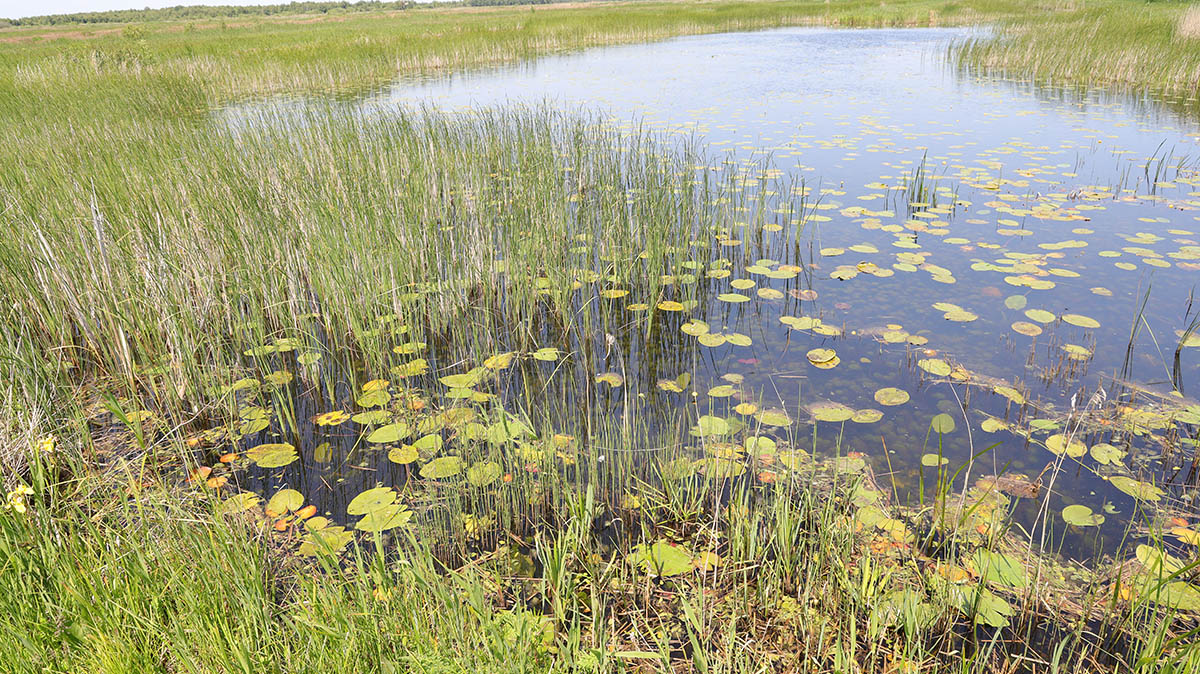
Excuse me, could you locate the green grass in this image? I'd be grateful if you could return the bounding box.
[955,0,1200,100]
[7,439,1198,673]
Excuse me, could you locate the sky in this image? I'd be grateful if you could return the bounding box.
[1,0,307,20]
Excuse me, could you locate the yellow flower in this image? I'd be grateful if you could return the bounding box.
[37,436,56,454]
[5,486,32,514]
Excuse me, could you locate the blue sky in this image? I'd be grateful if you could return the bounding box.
[2,0,308,20]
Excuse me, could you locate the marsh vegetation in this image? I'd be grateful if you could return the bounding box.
[2,1,1200,672]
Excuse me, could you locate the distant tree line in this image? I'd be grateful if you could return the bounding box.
[7,0,581,28]
[8,2,414,26]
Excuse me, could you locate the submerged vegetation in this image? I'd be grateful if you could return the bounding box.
[3,1,1200,672]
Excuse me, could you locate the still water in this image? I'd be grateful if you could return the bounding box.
[222,27,1200,561]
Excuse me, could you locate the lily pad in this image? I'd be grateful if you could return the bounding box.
[1062,504,1104,527]
[1089,443,1125,466]
[973,549,1028,589]
[1061,314,1100,329]
[245,443,298,469]
[1024,309,1056,324]
[756,410,793,427]
[627,541,694,577]
[806,348,837,364]
[367,422,410,444]
[918,358,952,377]
[347,487,396,515]
[874,387,910,406]
[1045,434,1086,458]
[420,456,465,479]
[266,488,304,515]
[930,413,956,434]
[385,443,416,464]
[356,504,412,532]
[467,461,502,487]
[1110,476,1164,502]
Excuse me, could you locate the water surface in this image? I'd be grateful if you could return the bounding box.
[222,27,1200,561]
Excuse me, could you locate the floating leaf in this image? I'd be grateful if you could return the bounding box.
[918,358,952,377]
[347,487,396,515]
[356,504,412,532]
[852,408,883,423]
[440,371,485,389]
[726,333,752,347]
[810,402,854,423]
[367,422,410,444]
[532,347,559,361]
[1110,476,1163,502]
[973,550,1028,589]
[756,410,792,427]
[993,386,1026,405]
[219,492,260,514]
[1004,295,1027,310]
[1011,321,1043,337]
[596,372,624,387]
[1024,309,1056,324]
[1045,434,1086,458]
[1062,504,1104,527]
[266,488,303,515]
[245,443,298,468]
[483,352,516,370]
[391,358,428,377]
[1061,314,1100,329]
[298,526,352,557]
[696,415,730,436]
[930,413,956,434]
[874,387,910,406]
[351,409,391,425]
[420,456,465,479]
[921,453,948,467]
[744,436,777,454]
[627,541,694,577]
[413,433,443,453]
[388,445,418,464]
[356,389,391,408]
[1089,443,1125,466]
[806,348,837,364]
[695,457,746,478]
[467,461,502,487]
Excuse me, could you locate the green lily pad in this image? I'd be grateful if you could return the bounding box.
[467,461,502,487]
[696,415,730,436]
[918,358,952,377]
[1062,504,1104,527]
[973,550,1028,589]
[1110,476,1164,502]
[356,504,412,532]
[1045,434,1086,458]
[874,387,910,406]
[756,410,792,427]
[930,413,956,434]
[420,456,465,479]
[387,445,418,465]
[1089,443,1125,466]
[367,422,410,444]
[245,443,298,468]
[347,487,396,515]
[627,541,694,577]
[266,488,303,514]
[1061,314,1100,329]
[1024,309,1056,324]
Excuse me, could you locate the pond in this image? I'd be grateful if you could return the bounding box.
[219,27,1200,563]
